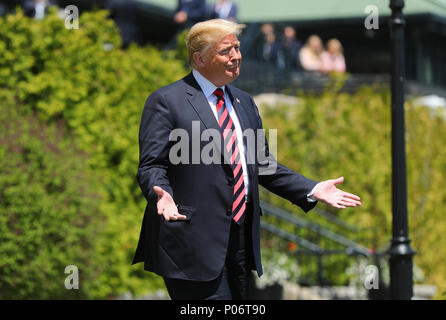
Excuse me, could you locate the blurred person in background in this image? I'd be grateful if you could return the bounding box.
[166,0,209,50]
[0,2,8,16]
[211,0,238,22]
[259,23,281,66]
[174,0,208,29]
[278,26,303,71]
[321,38,346,73]
[107,0,142,48]
[23,0,56,20]
[299,34,324,72]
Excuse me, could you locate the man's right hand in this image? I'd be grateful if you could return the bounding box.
[153,186,187,221]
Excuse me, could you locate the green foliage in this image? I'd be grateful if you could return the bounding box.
[258,81,446,298]
[256,247,301,289]
[0,95,103,299]
[171,28,190,70]
[0,7,186,298]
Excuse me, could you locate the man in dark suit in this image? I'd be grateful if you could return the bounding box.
[174,0,208,28]
[132,19,361,300]
[106,0,141,48]
[279,26,304,71]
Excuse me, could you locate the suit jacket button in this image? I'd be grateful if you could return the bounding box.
[226,209,232,216]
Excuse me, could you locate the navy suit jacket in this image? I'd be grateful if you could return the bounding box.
[132,72,318,281]
[177,0,208,25]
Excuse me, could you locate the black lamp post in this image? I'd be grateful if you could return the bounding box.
[388,0,416,300]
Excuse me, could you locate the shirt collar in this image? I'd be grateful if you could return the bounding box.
[192,69,226,99]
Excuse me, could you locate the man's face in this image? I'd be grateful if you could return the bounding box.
[200,34,242,87]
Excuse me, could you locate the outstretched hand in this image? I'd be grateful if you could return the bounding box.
[312,177,362,209]
[153,186,187,221]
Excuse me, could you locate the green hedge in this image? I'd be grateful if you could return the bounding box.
[0,7,186,298]
[0,95,103,299]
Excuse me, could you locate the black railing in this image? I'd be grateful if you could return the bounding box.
[234,59,446,99]
[233,59,390,95]
[259,200,386,292]
[260,201,371,256]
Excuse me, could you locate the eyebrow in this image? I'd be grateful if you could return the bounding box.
[220,41,240,50]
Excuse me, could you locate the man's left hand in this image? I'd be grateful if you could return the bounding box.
[312,177,362,209]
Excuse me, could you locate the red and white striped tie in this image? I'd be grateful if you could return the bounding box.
[214,88,246,225]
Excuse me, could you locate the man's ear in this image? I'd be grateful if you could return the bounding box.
[193,51,206,68]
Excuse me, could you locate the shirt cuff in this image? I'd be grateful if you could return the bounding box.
[307,183,320,203]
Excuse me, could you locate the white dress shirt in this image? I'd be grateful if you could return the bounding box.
[192,69,250,199]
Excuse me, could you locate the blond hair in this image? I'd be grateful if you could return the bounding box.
[186,19,245,69]
[327,38,343,54]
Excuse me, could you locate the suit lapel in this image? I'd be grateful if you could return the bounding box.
[225,85,252,133]
[184,73,220,132]
[183,73,232,167]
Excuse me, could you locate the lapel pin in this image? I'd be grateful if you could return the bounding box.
[236,98,240,104]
